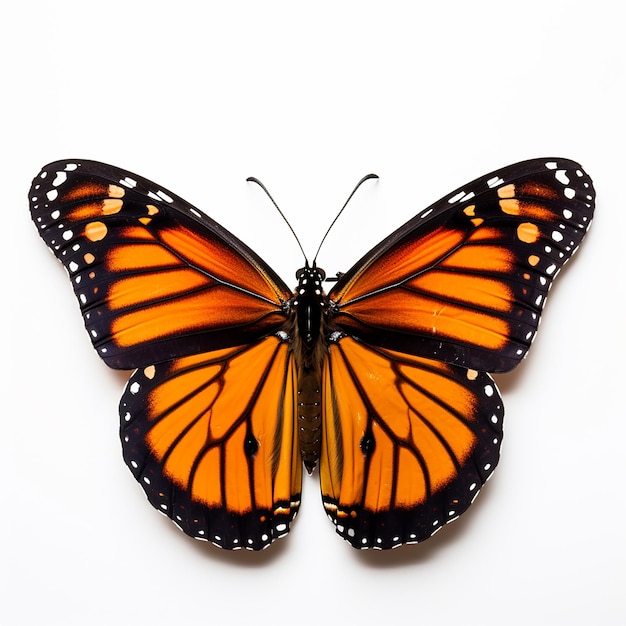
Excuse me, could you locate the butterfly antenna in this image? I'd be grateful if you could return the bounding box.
[312,173,379,264]
[247,176,308,262]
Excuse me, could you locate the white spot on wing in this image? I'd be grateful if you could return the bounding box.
[120,176,137,188]
[555,170,569,185]
[448,191,466,203]
[156,190,173,202]
[53,172,67,186]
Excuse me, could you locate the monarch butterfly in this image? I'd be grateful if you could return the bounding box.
[29,158,594,550]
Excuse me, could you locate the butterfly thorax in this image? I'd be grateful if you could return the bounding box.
[291,263,328,473]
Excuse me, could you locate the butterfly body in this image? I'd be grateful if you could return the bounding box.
[291,263,328,472]
[29,158,594,550]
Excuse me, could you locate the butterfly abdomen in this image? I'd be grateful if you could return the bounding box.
[297,369,322,474]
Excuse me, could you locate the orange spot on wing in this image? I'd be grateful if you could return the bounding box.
[517,222,540,243]
[84,221,108,241]
[102,199,123,214]
[497,184,516,199]
[499,198,521,215]
[108,184,125,198]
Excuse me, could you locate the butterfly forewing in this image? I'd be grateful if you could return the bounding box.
[329,158,595,373]
[29,160,292,369]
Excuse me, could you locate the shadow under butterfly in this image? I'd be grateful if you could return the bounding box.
[29,157,594,550]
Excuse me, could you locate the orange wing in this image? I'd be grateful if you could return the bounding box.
[120,334,302,549]
[29,160,291,369]
[329,158,595,372]
[320,335,503,549]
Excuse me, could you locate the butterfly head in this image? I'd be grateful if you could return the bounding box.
[295,261,326,291]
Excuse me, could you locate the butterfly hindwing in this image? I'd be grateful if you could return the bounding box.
[329,158,595,373]
[120,335,302,549]
[29,160,291,370]
[320,336,503,548]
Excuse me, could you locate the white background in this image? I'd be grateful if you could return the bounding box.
[2,1,624,624]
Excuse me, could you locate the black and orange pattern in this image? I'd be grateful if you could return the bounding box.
[320,340,502,548]
[30,162,290,370]
[120,338,302,549]
[330,160,594,372]
[29,158,594,550]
